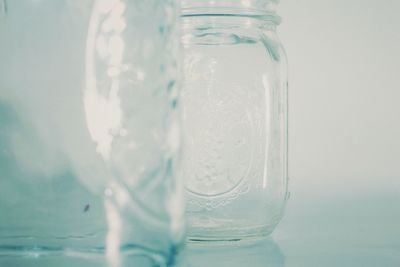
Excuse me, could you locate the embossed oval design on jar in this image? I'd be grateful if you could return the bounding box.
[182,78,256,197]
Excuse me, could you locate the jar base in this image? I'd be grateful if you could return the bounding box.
[187,224,277,243]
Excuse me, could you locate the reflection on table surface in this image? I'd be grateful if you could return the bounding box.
[186,238,284,267]
[0,238,283,267]
[1,192,400,267]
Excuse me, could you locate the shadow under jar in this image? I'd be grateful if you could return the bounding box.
[181,0,289,241]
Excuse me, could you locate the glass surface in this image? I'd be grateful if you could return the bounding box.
[186,192,400,267]
[187,238,284,267]
[1,193,399,267]
[0,0,183,266]
[181,0,288,241]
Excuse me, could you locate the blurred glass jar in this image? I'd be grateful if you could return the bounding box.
[181,0,288,241]
[0,0,183,265]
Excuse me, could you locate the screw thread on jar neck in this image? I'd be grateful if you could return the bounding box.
[181,0,280,23]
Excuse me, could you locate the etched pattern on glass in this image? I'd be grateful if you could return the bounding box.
[182,52,266,209]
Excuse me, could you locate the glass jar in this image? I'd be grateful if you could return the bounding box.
[0,0,183,265]
[181,0,288,241]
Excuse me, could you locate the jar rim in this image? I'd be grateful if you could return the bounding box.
[181,0,280,23]
[181,8,281,25]
[181,0,279,11]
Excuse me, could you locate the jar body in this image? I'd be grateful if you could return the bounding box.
[181,2,288,240]
[0,0,183,264]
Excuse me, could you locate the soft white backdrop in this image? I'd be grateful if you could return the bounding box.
[273,0,400,266]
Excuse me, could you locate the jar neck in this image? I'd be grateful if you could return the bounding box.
[181,0,280,24]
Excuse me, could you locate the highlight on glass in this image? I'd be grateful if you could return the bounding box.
[0,1,183,266]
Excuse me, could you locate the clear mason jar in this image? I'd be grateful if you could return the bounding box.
[0,0,183,265]
[181,0,289,241]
